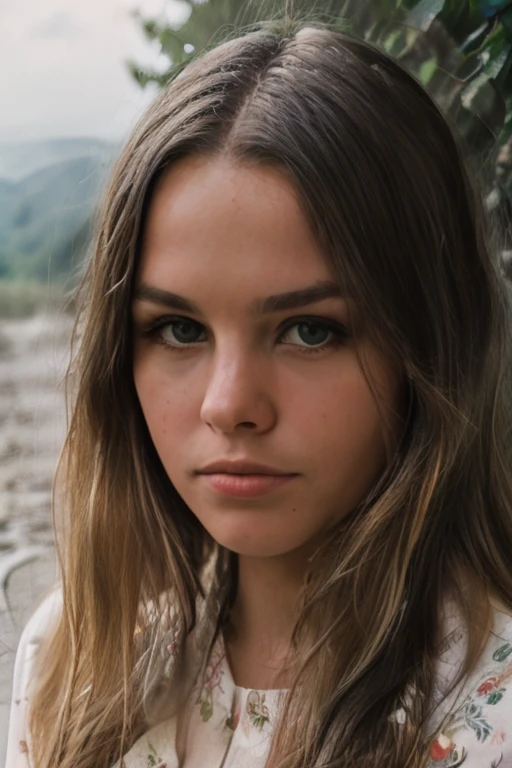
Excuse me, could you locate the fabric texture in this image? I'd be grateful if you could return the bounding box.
[6,589,512,768]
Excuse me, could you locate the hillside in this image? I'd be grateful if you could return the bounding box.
[0,137,117,181]
[0,139,117,281]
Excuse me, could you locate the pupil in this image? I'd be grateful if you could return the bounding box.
[298,322,329,346]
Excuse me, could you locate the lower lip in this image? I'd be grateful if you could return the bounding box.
[199,473,298,498]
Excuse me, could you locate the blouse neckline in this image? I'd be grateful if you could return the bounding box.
[217,630,288,696]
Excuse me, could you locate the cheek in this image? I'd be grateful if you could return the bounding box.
[283,363,390,448]
[282,361,401,508]
[133,362,197,448]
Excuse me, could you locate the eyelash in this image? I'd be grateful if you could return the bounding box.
[141,315,350,356]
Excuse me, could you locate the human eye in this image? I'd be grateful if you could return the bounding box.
[278,317,350,355]
[143,316,207,350]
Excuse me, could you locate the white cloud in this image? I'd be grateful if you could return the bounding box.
[31,10,83,39]
[0,0,188,142]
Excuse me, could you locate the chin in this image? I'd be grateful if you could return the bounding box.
[218,539,301,558]
[183,496,317,557]
[201,519,311,558]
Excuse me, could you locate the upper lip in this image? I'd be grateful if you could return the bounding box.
[197,460,296,476]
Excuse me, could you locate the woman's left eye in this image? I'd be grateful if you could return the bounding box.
[278,320,349,354]
[159,318,206,346]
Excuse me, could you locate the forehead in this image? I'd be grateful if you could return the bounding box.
[137,155,336,297]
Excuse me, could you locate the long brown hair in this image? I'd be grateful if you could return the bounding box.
[29,19,512,768]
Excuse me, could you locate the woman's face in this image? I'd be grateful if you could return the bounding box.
[132,155,404,558]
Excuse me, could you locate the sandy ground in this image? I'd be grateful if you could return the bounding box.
[0,313,71,765]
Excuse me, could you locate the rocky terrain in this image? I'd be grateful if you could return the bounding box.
[0,312,71,764]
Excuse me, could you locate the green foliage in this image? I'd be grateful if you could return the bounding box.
[130,0,512,246]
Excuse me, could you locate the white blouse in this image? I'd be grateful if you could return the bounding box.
[6,588,512,768]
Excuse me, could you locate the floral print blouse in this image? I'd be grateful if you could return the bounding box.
[6,589,512,768]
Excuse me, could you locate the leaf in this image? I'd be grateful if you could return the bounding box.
[487,690,504,704]
[502,7,512,36]
[200,698,213,722]
[493,46,512,88]
[492,642,512,661]
[383,28,403,53]
[483,41,512,77]
[452,82,505,159]
[461,72,506,139]
[456,52,484,83]
[464,702,493,742]
[142,19,160,40]
[460,20,493,53]
[419,58,438,84]
[408,0,446,31]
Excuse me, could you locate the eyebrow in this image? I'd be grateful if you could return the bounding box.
[133,280,343,315]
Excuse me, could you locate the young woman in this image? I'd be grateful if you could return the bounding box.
[6,20,512,768]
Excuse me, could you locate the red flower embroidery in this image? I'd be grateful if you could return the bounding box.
[430,733,454,761]
[477,677,499,696]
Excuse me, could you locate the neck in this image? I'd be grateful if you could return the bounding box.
[224,548,311,689]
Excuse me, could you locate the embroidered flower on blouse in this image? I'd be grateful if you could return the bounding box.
[19,740,29,755]
[427,642,512,766]
[491,730,506,746]
[246,690,270,731]
[160,627,180,678]
[145,740,167,767]
[196,641,226,723]
[429,733,467,767]
[430,733,455,761]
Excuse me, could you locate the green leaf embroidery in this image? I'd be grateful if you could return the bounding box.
[492,643,512,662]
[487,690,504,705]
[464,702,493,742]
[200,697,214,722]
[146,741,166,768]
[250,713,270,730]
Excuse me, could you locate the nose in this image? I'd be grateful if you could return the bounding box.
[200,343,277,435]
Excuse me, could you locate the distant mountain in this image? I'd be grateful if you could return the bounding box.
[0,138,118,281]
[0,137,118,181]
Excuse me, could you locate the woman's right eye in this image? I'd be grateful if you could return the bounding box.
[152,318,207,349]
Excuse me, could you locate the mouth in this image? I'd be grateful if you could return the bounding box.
[197,459,298,476]
[198,471,298,498]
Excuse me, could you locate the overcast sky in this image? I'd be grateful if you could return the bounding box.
[0,0,192,142]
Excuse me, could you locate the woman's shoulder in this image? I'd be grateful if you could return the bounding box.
[5,586,62,767]
[427,602,512,767]
[19,584,62,638]
[14,586,62,678]
[11,584,62,692]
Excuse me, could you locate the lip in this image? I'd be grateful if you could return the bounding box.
[200,473,297,498]
[197,459,297,476]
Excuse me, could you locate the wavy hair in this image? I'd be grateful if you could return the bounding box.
[29,19,512,768]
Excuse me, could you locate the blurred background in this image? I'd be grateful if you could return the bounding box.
[2,0,512,762]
